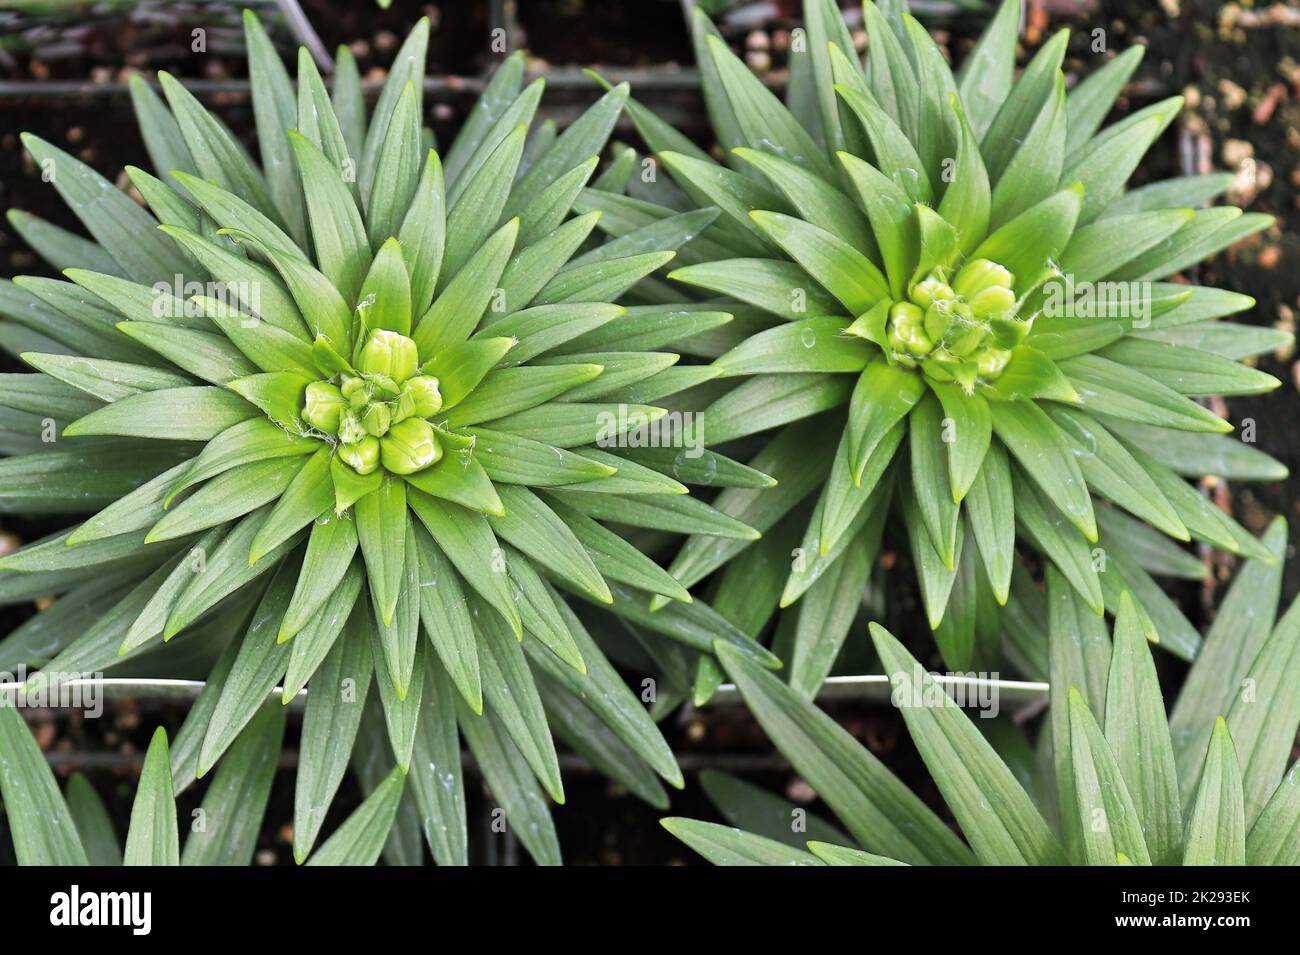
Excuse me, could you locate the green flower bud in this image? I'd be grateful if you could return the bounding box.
[368,374,400,399]
[392,389,415,424]
[883,320,904,356]
[977,347,1012,378]
[947,323,988,358]
[909,275,955,311]
[380,418,443,474]
[302,381,346,434]
[905,326,934,356]
[886,322,910,356]
[357,330,419,384]
[342,376,370,410]
[338,436,380,475]
[967,285,1017,318]
[923,303,951,343]
[338,409,367,445]
[887,302,932,357]
[953,259,1013,299]
[890,301,924,332]
[362,402,393,437]
[402,375,443,418]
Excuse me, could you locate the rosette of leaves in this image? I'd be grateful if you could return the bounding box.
[593,0,1290,682]
[0,15,757,865]
[664,518,1300,866]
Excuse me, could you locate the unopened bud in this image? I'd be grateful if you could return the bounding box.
[302,381,346,434]
[923,303,951,344]
[380,418,443,474]
[362,402,393,437]
[947,323,988,358]
[887,302,932,357]
[402,375,443,418]
[977,348,1012,378]
[953,259,1013,299]
[967,285,1016,318]
[890,301,925,333]
[342,376,369,409]
[910,275,955,310]
[338,410,367,445]
[338,436,380,475]
[357,330,419,384]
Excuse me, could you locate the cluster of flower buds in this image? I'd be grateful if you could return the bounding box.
[302,329,444,475]
[884,259,1027,393]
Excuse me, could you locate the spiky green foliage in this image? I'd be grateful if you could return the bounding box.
[665,519,1300,866]
[0,709,402,866]
[602,0,1289,677]
[0,15,767,865]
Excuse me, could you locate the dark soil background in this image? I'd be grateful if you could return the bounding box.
[1,0,1298,865]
